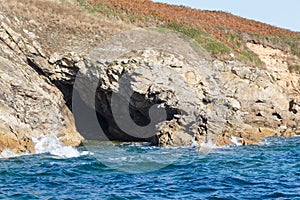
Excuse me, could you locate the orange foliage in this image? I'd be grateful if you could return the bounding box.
[91,0,297,36]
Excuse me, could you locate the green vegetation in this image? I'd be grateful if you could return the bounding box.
[248,33,300,59]
[148,27,168,33]
[164,23,231,55]
[288,65,300,73]
[76,0,98,13]
[224,32,264,66]
[279,36,300,58]
[270,35,300,58]
[76,0,299,66]
[270,74,276,82]
[239,49,264,66]
[76,0,120,17]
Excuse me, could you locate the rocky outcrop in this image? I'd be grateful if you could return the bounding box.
[0,0,124,153]
[70,29,300,146]
[246,42,300,69]
[85,51,299,146]
[0,13,83,153]
[1,0,300,154]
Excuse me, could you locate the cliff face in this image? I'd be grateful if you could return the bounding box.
[0,12,83,153]
[79,29,300,146]
[0,0,126,153]
[0,0,300,154]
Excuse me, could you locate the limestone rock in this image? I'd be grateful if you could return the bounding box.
[1,2,300,153]
[0,14,83,154]
[78,48,300,146]
[70,29,300,146]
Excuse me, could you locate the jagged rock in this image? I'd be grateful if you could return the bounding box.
[74,29,300,146]
[0,14,83,153]
[56,28,298,147]
[49,52,62,64]
[0,0,300,154]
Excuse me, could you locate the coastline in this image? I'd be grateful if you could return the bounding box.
[0,0,300,155]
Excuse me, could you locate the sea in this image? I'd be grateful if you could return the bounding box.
[0,135,299,199]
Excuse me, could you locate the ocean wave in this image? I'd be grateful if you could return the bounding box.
[32,135,92,158]
[230,136,243,146]
[199,140,217,154]
[0,134,92,159]
[0,148,24,159]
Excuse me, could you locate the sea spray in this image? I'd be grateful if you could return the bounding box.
[0,134,91,159]
[230,136,243,146]
[32,134,91,158]
[199,139,216,154]
[0,148,23,159]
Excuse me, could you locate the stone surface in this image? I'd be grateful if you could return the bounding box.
[78,30,299,145]
[0,0,300,154]
[0,13,83,153]
[73,29,300,146]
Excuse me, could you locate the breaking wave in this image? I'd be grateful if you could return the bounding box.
[0,134,91,159]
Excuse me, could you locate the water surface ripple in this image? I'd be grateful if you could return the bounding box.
[0,137,299,199]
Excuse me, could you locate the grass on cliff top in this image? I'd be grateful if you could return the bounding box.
[288,65,300,73]
[224,31,264,66]
[76,0,150,23]
[75,0,299,66]
[76,0,120,17]
[272,35,300,58]
[248,33,300,58]
[76,0,233,56]
[162,23,232,55]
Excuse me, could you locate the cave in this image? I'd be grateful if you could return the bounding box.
[51,75,166,145]
[72,88,160,144]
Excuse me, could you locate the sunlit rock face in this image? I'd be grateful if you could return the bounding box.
[0,13,83,154]
[1,1,300,155]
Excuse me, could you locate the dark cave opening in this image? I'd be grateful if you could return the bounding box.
[57,82,159,144]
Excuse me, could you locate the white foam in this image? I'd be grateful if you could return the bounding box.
[32,134,91,158]
[294,135,300,137]
[0,134,91,159]
[230,136,243,146]
[0,148,22,159]
[199,140,216,154]
[190,140,199,148]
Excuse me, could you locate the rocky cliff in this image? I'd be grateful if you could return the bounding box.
[0,6,83,153]
[0,0,300,154]
[80,29,300,146]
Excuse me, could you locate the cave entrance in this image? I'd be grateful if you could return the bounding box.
[55,80,158,144]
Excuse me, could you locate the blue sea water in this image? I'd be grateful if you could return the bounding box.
[0,137,299,199]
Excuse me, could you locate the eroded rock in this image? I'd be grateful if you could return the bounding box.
[76,46,300,146]
[0,14,83,154]
[0,5,300,154]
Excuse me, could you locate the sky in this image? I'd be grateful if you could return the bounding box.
[152,0,299,32]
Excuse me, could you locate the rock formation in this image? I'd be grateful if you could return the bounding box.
[0,9,83,153]
[95,50,299,146]
[0,0,300,154]
[72,29,300,146]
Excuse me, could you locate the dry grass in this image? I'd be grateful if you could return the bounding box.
[81,0,299,64]
[90,0,298,37]
[1,0,299,64]
[0,0,128,55]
